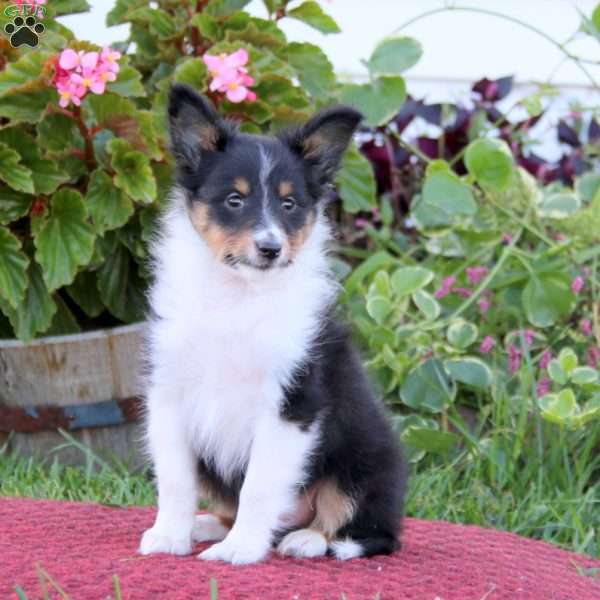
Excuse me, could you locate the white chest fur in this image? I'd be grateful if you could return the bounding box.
[145,195,335,482]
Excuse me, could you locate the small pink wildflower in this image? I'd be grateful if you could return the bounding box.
[581,319,593,337]
[434,276,456,299]
[54,47,121,108]
[508,345,521,374]
[203,49,256,103]
[479,336,496,354]
[587,346,600,368]
[523,329,535,346]
[571,276,585,294]
[477,297,491,315]
[536,378,551,397]
[539,349,552,370]
[501,233,513,244]
[354,218,369,229]
[466,266,489,285]
[453,287,473,298]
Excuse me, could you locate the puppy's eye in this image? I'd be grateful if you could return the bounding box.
[225,192,244,208]
[281,196,296,211]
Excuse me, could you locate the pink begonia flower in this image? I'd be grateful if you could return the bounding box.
[581,319,593,337]
[536,378,551,397]
[466,266,489,285]
[508,345,521,374]
[587,346,600,368]
[477,297,490,315]
[54,47,121,108]
[479,336,496,354]
[434,276,456,299]
[203,49,256,104]
[571,276,585,294]
[539,349,552,370]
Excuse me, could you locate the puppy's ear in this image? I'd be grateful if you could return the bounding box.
[168,84,233,171]
[281,106,362,183]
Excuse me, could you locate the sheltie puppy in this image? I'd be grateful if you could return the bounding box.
[139,84,407,564]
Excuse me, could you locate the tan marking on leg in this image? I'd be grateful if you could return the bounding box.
[279,180,293,198]
[309,479,356,541]
[234,177,250,196]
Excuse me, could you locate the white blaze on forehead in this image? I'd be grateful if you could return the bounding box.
[256,144,283,242]
[258,144,274,208]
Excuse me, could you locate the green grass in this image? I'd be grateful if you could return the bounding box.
[2,381,599,560]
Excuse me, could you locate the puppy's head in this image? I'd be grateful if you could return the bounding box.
[168,84,362,272]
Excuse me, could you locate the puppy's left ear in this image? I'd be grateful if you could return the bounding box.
[281,106,362,183]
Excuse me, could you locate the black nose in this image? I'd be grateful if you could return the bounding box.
[256,239,282,260]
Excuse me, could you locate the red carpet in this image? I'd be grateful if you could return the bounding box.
[1,498,599,599]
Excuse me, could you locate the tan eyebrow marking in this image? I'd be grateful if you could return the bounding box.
[233,177,250,195]
[279,180,293,197]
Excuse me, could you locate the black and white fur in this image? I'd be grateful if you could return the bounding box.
[139,84,407,564]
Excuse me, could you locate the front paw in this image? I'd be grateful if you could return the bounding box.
[139,526,192,556]
[198,535,269,565]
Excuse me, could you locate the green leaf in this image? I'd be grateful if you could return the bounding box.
[0,189,31,225]
[575,172,600,203]
[538,389,578,426]
[445,357,492,390]
[403,427,459,454]
[0,90,54,124]
[205,0,252,17]
[371,270,391,297]
[106,0,146,25]
[465,138,514,192]
[336,144,377,213]
[412,290,441,321]
[108,139,156,204]
[173,58,209,90]
[340,76,406,127]
[0,52,51,97]
[571,366,598,385]
[127,8,176,38]
[366,295,392,325]
[0,261,56,342]
[107,65,146,98]
[287,1,340,34]
[66,270,104,318]
[400,358,456,413]
[45,294,81,336]
[30,159,69,195]
[286,43,335,100]
[87,169,134,235]
[191,13,221,40]
[391,266,434,296]
[0,227,29,308]
[421,161,477,218]
[344,251,394,293]
[522,274,576,328]
[34,188,95,291]
[593,4,600,31]
[558,347,578,373]
[447,319,478,349]
[368,36,422,76]
[0,142,34,194]
[50,0,91,15]
[37,112,84,153]
[548,359,568,385]
[97,241,146,322]
[538,192,581,219]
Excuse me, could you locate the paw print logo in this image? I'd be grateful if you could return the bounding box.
[4,15,45,48]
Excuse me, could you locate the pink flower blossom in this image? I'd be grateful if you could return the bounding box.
[203,49,256,104]
[434,276,456,299]
[536,378,551,397]
[581,319,593,337]
[523,329,535,346]
[477,297,491,315]
[54,47,121,108]
[508,345,521,374]
[502,233,513,244]
[354,218,369,229]
[453,287,473,298]
[466,266,489,285]
[571,276,585,294]
[587,346,600,368]
[539,349,552,370]
[479,336,496,354]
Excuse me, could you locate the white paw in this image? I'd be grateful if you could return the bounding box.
[139,526,192,556]
[198,535,269,565]
[277,529,328,558]
[192,514,230,543]
[330,538,363,560]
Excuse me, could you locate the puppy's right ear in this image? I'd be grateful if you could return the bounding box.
[168,84,232,171]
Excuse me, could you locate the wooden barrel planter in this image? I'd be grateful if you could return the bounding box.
[0,324,145,468]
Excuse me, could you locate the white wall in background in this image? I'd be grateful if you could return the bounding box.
[60,0,600,86]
